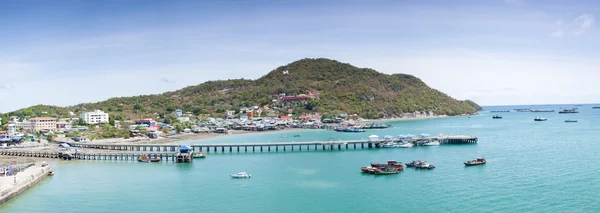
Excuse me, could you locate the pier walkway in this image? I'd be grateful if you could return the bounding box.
[0,135,477,161]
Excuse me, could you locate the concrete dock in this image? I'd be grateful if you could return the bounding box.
[0,165,51,205]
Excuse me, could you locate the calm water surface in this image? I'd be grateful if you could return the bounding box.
[2,104,599,213]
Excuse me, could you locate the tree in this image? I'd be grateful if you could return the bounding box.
[76,118,87,126]
[109,117,115,126]
[192,108,201,116]
[160,128,170,134]
[47,134,55,142]
[174,123,184,133]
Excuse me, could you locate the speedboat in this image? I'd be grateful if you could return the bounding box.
[193,152,206,158]
[417,162,436,169]
[464,157,486,166]
[231,172,251,178]
[422,140,440,146]
[534,117,547,121]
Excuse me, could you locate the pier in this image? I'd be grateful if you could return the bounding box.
[0,135,477,161]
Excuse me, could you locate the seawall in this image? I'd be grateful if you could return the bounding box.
[0,165,50,205]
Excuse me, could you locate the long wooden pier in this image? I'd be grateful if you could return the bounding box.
[0,135,477,161]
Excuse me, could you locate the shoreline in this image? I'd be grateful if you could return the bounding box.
[0,165,51,206]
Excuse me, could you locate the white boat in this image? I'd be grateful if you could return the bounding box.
[398,141,414,148]
[231,172,251,178]
[381,141,414,148]
[422,140,440,146]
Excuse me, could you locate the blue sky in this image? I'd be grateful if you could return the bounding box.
[1,0,599,112]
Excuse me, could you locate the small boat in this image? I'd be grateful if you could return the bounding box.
[150,157,161,162]
[48,171,54,176]
[422,140,440,146]
[564,120,578,123]
[361,166,375,173]
[193,152,206,158]
[138,155,150,163]
[534,117,547,121]
[398,141,414,148]
[231,172,251,178]
[492,115,502,119]
[406,160,426,167]
[373,167,400,175]
[593,107,600,109]
[417,162,436,169]
[370,160,404,171]
[464,157,486,166]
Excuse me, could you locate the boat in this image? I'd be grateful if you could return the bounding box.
[193,152,206,158]
[422,140,440,146]
[405,160,426,167]
[558,108,579,114]
[361,166,375,173]
[564,120,578,123]
[490,110,509,113]
[361,123,392,129]
[515,108,531,112]
[381,141,412,148]
[530,109,554,112]
[334,127,365,133]
[534,117,547,121]
[398,141,414,148]
[593,107,600,109]
[150,157,161,162]
[492,115,502,119]
[369,160,404,171]
[417,163,436,169]
[231,172,251,178]
[48,171,54,176]
[293,133,301,137]
[138,155,150,163]
[464,157,486,166]
[372,167,400,175]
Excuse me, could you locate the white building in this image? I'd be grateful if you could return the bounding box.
[80,110,110,124]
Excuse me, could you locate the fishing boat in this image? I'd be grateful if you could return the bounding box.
[373,167,400,175]
[231,172,251,178]
[464,157,486,166]
[558,108,579,114]
[370,160,404,171]
[534,117,547,121]
[150,157,161,162]
[193,152,206,158]
[361,166,375,173]
[417,162,436,169]
[138,155,150,163]
[492,115,502,119]
[564,120,578,123]
[422,140,440,146]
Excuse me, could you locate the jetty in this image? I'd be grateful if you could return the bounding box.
[0,135,477,161]
[0,165,51,205]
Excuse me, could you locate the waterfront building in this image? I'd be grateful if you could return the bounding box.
[30,117,57,131]
[80,110,109,124]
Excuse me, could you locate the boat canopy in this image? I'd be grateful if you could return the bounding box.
[384,135,394,139]
[179,145,192,153]
[419,133,430,137]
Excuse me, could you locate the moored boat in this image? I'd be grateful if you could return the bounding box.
[464,157,486,166]
[231,172,251,178]
[492,115,502,119]
[564,120,578,123]
[405,160,426,167]
[138,155,150,163]
[193,152,206,158]
[422,140,440,146]
[373,167,400,175]
[558,108,579,114]
[534,117,547,121]
[48,171,55,176]
[150,157,161,162]
[370,160,404,171]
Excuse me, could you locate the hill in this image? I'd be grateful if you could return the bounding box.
[1,58,480,122]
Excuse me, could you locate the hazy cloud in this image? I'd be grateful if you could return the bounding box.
[0,84,15,90]
[573,14,594,36]
[159,77,176,84]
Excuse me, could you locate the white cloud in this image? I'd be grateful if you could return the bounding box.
[550,29,564,37]
[159,77,176,84]
[573,14,594,36]
[0,84,14,90]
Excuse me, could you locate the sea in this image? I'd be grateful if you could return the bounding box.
[1,104,599,213]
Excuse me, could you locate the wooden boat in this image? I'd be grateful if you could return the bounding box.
[370,160,404,171]
[150,157,161,162]
[373,168,399,175]
[361,166,375,173]
[138,155,150,163]
[464,157,486,166]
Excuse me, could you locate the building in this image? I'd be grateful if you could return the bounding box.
[176,117,190,122]
[30,117,57,131]
[56,121,72,130]
[175,109,183,117]
[134,119,156,126]
[80,110,109,124]
[226,110,236,118]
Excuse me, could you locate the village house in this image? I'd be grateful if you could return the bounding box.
[80,109,109,124]
[226,110,236,118]
[174,109,183,117]
[56,121,72,130]
[176,117,190,122]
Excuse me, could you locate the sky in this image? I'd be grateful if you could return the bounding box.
[1,0,599,112]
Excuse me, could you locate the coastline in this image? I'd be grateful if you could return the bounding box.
[0,165,51,205]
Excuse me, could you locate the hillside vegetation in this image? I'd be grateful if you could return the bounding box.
[1,58,480,122]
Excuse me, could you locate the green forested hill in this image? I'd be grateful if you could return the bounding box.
[1,58,480,121]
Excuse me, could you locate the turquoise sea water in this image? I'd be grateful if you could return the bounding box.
[2,104,600,213]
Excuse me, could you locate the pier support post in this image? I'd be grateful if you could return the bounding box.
[214,147,217,152]
[276,146,279,152]
[361,143,364,149]
[368,143,373,148]
[222,147,225,152]
[268,146,271,152]
[338,144,342,150]
[245,146,247,152]
[260,146,263,152]
[229,147,232,152]
[253,146,255,152]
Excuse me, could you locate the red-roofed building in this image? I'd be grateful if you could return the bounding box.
[30,117,57,131]
[0,131,7,138]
